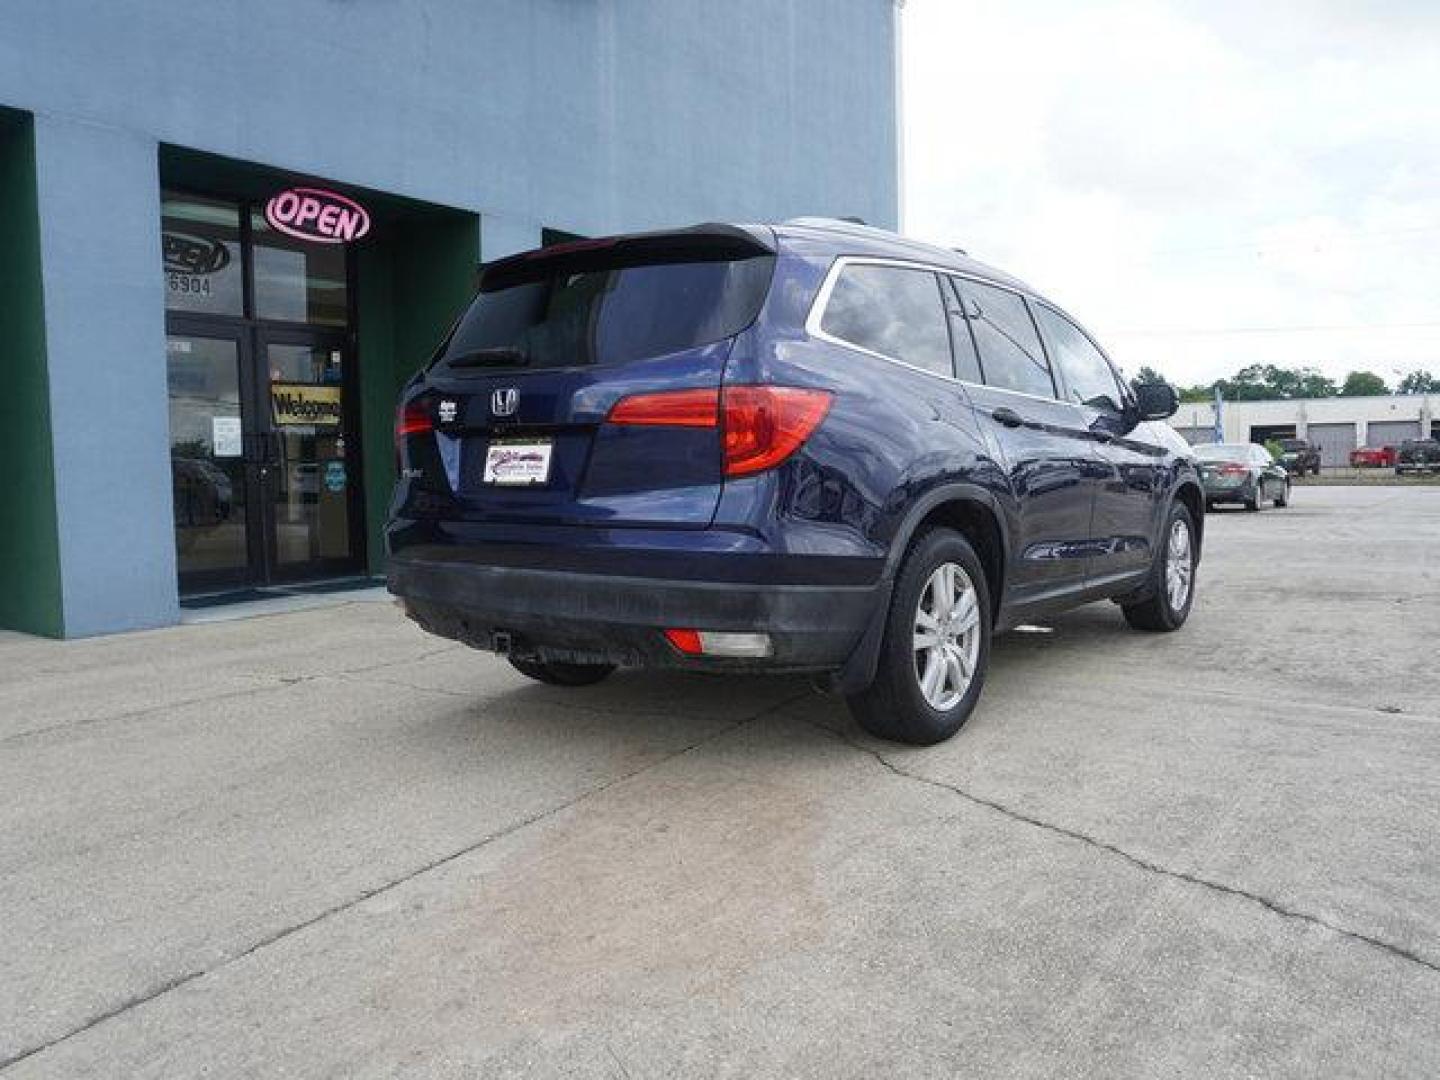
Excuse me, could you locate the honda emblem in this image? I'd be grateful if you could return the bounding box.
[491,388,519,417]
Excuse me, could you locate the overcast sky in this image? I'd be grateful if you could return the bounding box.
[901,0,1440,388]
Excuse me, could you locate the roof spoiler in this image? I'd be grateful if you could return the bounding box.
[481,223,776,291]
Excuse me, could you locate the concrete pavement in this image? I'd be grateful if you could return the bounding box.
[2,485,1437,1077]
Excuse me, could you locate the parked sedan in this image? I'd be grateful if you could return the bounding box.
[1195,443,1290,511]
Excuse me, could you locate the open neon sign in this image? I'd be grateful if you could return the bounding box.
[264,187,371,244]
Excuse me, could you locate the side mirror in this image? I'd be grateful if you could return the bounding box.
[1132,380,1179,421]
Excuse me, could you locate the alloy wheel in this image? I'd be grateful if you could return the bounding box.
[1165,518,1193,611]
[913,562,982,711]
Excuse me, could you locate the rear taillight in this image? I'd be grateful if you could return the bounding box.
[1218,463,1248,476]
[606,388,719,427]
[607,385,832,477]
[396,401,433,439]
[721,386,832,477]
[395,402,433,466]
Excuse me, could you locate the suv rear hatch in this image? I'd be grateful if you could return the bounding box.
[399,225,776,529]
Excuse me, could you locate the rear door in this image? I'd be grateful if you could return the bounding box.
[948,277,1105,601]
[409,230,775,529]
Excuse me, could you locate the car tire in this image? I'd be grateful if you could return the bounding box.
[846,528,991,746]
[1122,501,1197,633]
[507,656,616,687]
[1245,481,1261,511]
[1274,481,1290,508]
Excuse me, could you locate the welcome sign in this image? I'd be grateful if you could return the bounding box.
[272,383,343,426]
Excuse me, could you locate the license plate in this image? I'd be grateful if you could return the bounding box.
[482,438,553,486]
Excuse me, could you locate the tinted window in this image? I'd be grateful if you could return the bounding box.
[1033,304,1124,411]
[953,279,1055,398]
[1194,444,1251,461]
[437,255,774,371]
[820,264,954,378]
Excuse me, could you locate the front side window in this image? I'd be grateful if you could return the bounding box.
[1033,304,1125,412]
[952,279,1055,398]
[819,264,954,378]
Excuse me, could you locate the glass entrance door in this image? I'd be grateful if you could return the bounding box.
[166,330,258,592]
[259,330,363,581]
[165,326,363,593]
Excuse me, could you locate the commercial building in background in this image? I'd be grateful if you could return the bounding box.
[0,1,901,638]
[1171,393,1438,465]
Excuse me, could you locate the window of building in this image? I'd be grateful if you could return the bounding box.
[1032,304,1125,412]
[951,279,1055,398]
[162,193,243,317]
[819,263,954,378]
[251,209,348,326]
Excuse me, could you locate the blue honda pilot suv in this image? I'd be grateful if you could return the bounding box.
[387,218,1202,744]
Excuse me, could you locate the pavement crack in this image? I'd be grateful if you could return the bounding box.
[0,689,808,1074]
[807,719,1440,979]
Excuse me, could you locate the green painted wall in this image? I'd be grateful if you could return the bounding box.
[358,213,478,574]
[0,114,63,636]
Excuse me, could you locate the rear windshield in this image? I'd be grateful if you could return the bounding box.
[434,254,774,373]
[1194,444,1253,461]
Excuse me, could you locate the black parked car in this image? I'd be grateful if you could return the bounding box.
[1276,437,1321,476]
[1396,438,1440,475]
[388,219,1204,744]
[1195,443,1290,511]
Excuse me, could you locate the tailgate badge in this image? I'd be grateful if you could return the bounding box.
[438,399,458,423]
[491,388,519,417]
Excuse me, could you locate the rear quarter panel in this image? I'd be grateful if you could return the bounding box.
[714,251,1012,570]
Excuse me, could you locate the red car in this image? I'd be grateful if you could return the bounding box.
[1350,446,1397,468]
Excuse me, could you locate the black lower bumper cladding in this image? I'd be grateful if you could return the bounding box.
[387,555,880,673]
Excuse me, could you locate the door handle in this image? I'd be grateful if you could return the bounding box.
[991,406,1025,428]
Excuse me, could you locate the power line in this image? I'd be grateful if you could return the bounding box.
[1110,321,1440,337]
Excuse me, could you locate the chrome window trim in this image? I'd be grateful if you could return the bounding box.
[804,256,965,385]
[805,255,1107,411]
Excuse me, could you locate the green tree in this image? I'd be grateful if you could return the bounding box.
[1339,371,1388,396]
[1133,365,1166,384]
[1215,364,1336,400]
[1397,371,1439,394]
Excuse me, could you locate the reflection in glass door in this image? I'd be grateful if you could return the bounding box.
[166,333,252,589]
[263,335,359,578]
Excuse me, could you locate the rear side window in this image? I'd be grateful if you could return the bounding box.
[819,264,954,378]
[436,254,774,372]
[952,279,1055,398]
[1033,304,1125,412]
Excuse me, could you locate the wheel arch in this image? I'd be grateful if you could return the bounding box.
[831,484,1010,694]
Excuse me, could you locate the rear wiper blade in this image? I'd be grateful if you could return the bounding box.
[449,346,530,367]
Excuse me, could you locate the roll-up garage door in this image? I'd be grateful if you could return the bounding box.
[1366,420,1421,447]
[1306,422,1356,467]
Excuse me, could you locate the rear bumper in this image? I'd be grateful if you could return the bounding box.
[387,550,882,673]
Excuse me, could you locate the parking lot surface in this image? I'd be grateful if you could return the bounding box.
[2,486,1438,1078]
